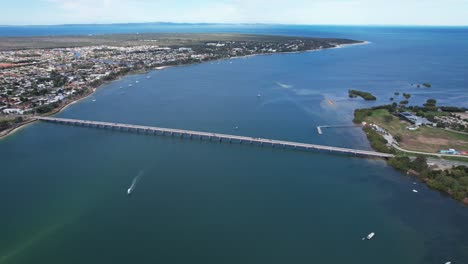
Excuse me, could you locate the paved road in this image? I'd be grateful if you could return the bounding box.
[392,143,468,159]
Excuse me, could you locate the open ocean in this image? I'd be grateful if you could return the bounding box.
[1,24,468,264]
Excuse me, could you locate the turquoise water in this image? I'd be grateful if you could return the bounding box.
[1,25,468,263]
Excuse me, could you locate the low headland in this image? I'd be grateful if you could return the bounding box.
[354,97,468,204]
[0,33,363,138]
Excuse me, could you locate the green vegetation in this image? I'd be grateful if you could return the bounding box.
[353,105,396,123]
[50,70,67,87]
[0,33,361,51]
[36,102,60,114]
[423,99,437,111]
[348,89,377,100]
[389,156,468,203]
[357,108,468,153]
[356,105,468,203]
[402,93,411,99]
[399,100,409,105]
[362,126,395,154]
[0,117,24,132]
[439,106,468,112]
[354,104,468,203]
[383,115,394,123]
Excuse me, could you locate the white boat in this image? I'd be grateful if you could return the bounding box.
[92,99,96,102]
[366,232,375,240]
[257,94,261,97]
[413,189,418,193]
[128,84,133,87]
[146,76,151,79]
[127,188,132,195]
[135,80,139,83]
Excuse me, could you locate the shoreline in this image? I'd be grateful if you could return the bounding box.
[0,41,366,140]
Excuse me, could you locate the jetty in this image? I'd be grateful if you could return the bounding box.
[35,116,394,159]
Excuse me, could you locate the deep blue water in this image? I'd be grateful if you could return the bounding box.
[1,24,468,264]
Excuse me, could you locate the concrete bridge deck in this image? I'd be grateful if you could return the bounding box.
[35,116,394,159]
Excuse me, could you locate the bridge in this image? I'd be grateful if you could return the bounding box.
[35,116,394,159]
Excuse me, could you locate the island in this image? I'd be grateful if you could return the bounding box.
[0,33,363,138]
[348,89,377,100]
[354,99,468,204]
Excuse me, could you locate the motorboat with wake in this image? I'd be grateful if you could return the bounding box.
[362,232,375,240]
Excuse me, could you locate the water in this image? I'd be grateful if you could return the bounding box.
[1,25,468,264]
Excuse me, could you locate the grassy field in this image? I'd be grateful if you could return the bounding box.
[365,109,468,153]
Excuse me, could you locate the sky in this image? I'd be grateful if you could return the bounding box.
[1,0,468,26]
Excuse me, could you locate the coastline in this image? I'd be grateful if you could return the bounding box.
[333,41,371,49]
[0,41,366,140]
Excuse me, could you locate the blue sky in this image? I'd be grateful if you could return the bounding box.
[2,0,468,26]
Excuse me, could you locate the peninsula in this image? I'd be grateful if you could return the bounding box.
[0,33,362,137]
[354,100,468,204]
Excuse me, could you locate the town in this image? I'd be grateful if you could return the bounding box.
[0,34,359,134]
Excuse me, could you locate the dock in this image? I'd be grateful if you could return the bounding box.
[35,116,394,159]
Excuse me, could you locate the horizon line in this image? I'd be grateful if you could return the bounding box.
[1,21,468,28]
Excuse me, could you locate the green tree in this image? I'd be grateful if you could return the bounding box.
[394,134,402,142]
[410,156,428,172]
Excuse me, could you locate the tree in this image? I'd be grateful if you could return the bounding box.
[424,99,437,111]
[0,120,10,129]
[403,93,411,99]
[388,157,411,171]
[411,156,428,172]
[394,134,402,142]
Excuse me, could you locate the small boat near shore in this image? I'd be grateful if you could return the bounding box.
[413,189,418,193]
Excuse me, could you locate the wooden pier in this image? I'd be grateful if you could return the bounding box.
[35,116,394,159]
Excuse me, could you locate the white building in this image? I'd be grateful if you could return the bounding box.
[2,108,24,115]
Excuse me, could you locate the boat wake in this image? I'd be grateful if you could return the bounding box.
[275,81,293,89]
[127,170,144,195]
